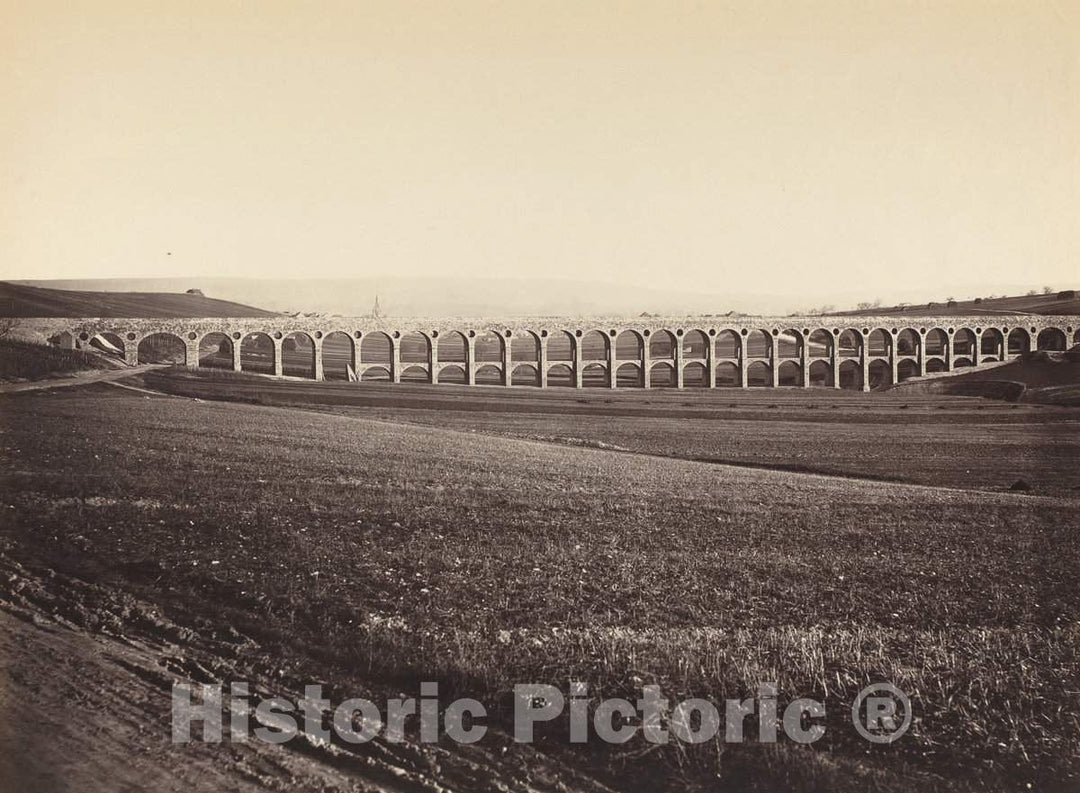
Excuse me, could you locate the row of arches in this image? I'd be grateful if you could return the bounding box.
[85,325,1078,366]
[52,322,1078,386]
[336,359,948,389]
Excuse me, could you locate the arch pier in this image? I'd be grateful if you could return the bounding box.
[23,314,1077,391]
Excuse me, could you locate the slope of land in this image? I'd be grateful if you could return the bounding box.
[0,281,278,318]
[835,290,1079,317]
[139,368,1080,496]
[892,351,1080,406]
[0,555,609,793]
[0,338,125,382]
[1,385,1077,791]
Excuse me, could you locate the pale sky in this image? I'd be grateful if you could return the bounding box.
[1,1,1077,305]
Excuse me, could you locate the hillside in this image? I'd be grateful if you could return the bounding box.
[893,350,1080,406]
[0,281,277,318]
[835,290,1079,317]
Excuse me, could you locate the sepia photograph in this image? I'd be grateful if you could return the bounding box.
[1,2,1077,791]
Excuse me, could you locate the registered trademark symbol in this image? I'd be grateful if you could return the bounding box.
[851,683,912,744]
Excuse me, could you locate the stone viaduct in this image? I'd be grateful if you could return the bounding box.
[14,314,1080,391]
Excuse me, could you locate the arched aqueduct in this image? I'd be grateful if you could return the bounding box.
[19,314,1079,391]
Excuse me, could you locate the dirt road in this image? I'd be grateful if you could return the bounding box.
[0,365,166,394]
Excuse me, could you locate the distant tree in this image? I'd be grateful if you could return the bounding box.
[1057,290,1077,300]
[973,297,983,304]
[945,296,955,302]
[1042,286,1054,295]
[856,301,873,311]
[1026,289,1038,296]
[186,288,204,296]
[946,300,958,308]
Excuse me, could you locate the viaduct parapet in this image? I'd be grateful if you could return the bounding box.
[11,314,1079,391]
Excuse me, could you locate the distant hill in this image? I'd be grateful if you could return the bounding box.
[11,277,767,318]
[0,282,277,318]
[835,290,1079,318]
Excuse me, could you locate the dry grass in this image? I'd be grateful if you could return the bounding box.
[141,368,1080,496]
[0,338,105,381]
[1,386,1078,790]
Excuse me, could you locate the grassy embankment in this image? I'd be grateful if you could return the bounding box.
[0,338,114,382]
[2,385,1077,791]
[893,352,1080,407]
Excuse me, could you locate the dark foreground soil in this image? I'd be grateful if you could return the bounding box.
[2,384,1078,791]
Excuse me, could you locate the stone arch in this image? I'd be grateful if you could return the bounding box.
[473,331,503,363]
[897,359,920,381]
[438,331,468,363]
[511,363,539,387]
[547,363,574,386]
[360,331,393,365]
[197,332,232,370]
[400,332,430,364]
[90,332,126,358]
[838,359,862,390]
[953,357,974,368]
[1074,328,1080,346]
[896,329,920,356]
[926,357,947,374]
[648,330,676,359]
[282,332,316,378]
[438,364,467,384]
[866,329,891,357]
[954,329,977,359]
[582,362,609,387]
[980,328,1004,359]
[1007,329,1030,356]
[807,329,832,358]
[777,329,802,359]
[475,364,503,385]
[616,362,643,387]
[511,331,540,362]
[745,330,771,359]
[808,360,832,387]
[400,365,429,383]
[868,359,891,389]
[924,328,948,357]
[547,331,575,362]
[837,330,861,357]
[137,332,186,365]
[1036,328,1067,351]
[682,361,708,387]
[683,330,709,359]
[715,361,739,387]
[715,330,740,359]
[615,330,643,360]
[322,331,355,380]
[649,361,676,387]
[240,332,275,374]
[580,330,608,360]
[746,360,771,386]
[777,360,802,386]
[361,365,391,382]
